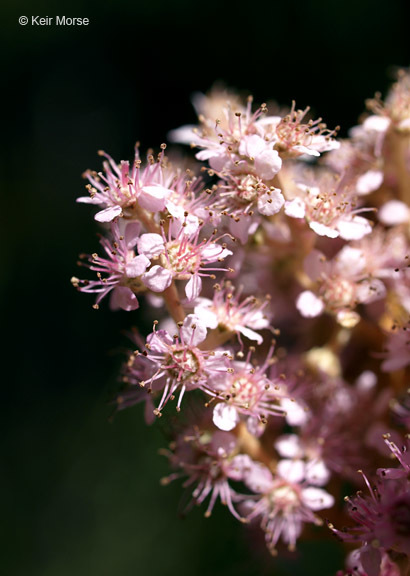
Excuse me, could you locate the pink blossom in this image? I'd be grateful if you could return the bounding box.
[77,147,175,221]
[329,469,410,576]
[205,344,286,432]
[137,224,233,301]
[284,178,373,240]
[132,315,232,415]
[296,248,386,325]
[193,281,271,345]
[71,221,149,310]
[161,428,251,521]
[273,101,340,158]
[242,459,334,554]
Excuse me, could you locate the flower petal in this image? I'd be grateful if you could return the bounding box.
[213,403,240,431]
[95,205,123,222]
[142,266,173,292]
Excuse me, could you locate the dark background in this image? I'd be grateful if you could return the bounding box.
[1,1,408,575]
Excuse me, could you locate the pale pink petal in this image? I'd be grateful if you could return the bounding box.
[124,221,141,249]
[302,487,334,511]
[257,189,285,216]
[146,329,174,352]
[277,459,305,483]
[137,233,164,258]
[142,265,173,292]
[243,462,274,493]
[281,398,309,426]
[239,134,266,158]
[167,125,202,145]
[293,145,320,157]
[378,200,410,225]
[254,149,282,180]
[237,325,263,344]
[355,370,377,391]
[284,198,306,219]
[334,246,366,276]
[109,286,139,311]
[213,403,240,431]
[95,205,123,222]
[125,254,150,278]
[193,300,219,329]
[228,454,254,481]
[201,243,232,260]
[308,135,340,153]
[139,185,169,212]
[305,460,331,486]
[274,434,303,458]
[77,196,101,204]
[185,274,202,301]
[355,279,386,304]
[309,221,339,238]
[336,216,372,240]
[356,170,384,195]
[180,314,207,345]
[296,290,325,317]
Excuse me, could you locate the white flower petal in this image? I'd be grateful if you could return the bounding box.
[180,314,207,346]
[356,170,384,195]
[302,487,334,511]
[378,200,410,225]
[284,198,306,219]
[139,185,169,212]
[296,291,324,318]
[275,434,303,458]
[213,403,239,431]
[185,274,202,301]
[336,216,372,240]
[125,254,150,278]
[95,205,123,222]
[254,149,282,180]
[142,266,173,292]
[137,233,164,258]
[257,189,285,216]
[277,459,305,483]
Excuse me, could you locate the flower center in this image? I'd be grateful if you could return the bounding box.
[270,483,300,512]
[237,176,261,203]
[166,347,201,381]
[165,240,201,275]
[322,277,355,309]
[229,376,261,409]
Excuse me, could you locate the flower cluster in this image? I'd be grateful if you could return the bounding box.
[73,70,410,573]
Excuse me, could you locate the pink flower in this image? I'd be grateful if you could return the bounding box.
[77,147,174,222]
[193,281,271,345]
[132,315,232,415]
[242,459,334,554]
[206,344,286,432]
[273,101,340,158]
[296,247,386,325]
[161,428,251,521]
[285,178,373,240]
[329,469,410,576]
[137,224,233,301]
[338,549,401,576]
[71,221,149,310]
[214,173,284,242]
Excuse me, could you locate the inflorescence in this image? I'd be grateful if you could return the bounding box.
[73,71,410,575]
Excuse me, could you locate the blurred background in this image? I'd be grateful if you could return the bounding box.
[1,0,408,574]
